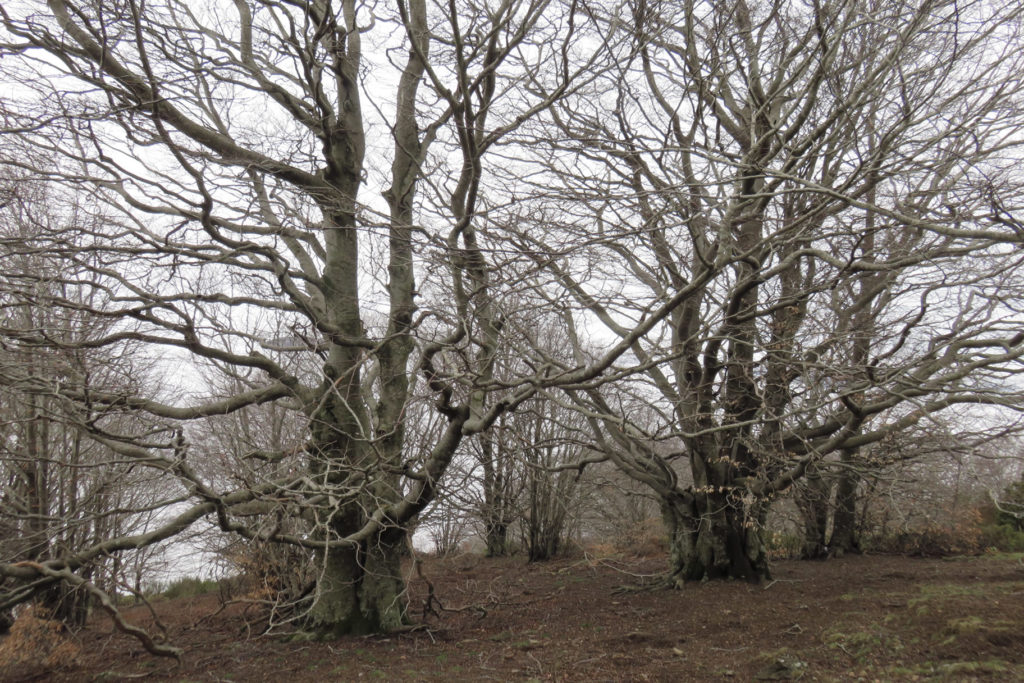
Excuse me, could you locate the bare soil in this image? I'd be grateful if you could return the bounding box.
[7,552,1024,681]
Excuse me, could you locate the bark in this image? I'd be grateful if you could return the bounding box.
[308,526,407,636]
[525,502,565,562]
[663,491,769,587]
[525,516,564,562]
[525,468,571,562]
[305,382,410,635]
[527,531,561,563]
[304,0,412,634]
[480,429,515,557]
[795,467,831,560]
[484,521,510,558]
[830,457,862,557]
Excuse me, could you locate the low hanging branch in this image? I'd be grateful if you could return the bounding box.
[13,562,183,660]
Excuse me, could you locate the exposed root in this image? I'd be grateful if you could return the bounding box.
[413,556,488,621]
[611,574,674,594]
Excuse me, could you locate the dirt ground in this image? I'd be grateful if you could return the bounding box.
[4,551,1024,681]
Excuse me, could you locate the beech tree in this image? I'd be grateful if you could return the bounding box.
[793,417,1024,558]
[512,0,1024,583]
[0,0,624,644]
[459,310,592,558]
[466,388,591,560]
[2,2,1023,659]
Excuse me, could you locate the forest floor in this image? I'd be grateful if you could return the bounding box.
[3,551,1024,682]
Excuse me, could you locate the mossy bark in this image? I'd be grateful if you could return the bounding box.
[663,492,769,587]
[308,528,407,637]
[484,521,510,558]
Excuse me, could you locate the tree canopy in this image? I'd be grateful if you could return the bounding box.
[1,0,1023,652]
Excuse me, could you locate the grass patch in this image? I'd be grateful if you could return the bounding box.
[154,576,220,601]
[908,583,988,605]
[940,615,1018,648]
[824,624,904,663]
[886,659,1012,678]
[906,581,1022,616]
[980,550,1024,561]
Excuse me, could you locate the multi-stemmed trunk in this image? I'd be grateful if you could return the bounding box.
[304,391,410,635]
[793,454,864,560]
[308,521,407,636]
[662,485,770,587]
[301,0,420,632]
[479,428,516,558]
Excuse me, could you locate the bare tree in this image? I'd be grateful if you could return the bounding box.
[793,415,1024,558]
[0,0,623,643]
[467,411,527,557]
[2,2,1022,658]
[457,310,594,558]
[512,0,1024,583]
[0,178,172,627]
[462,391,594,560]
[518,396,591,561]
[185,357,316,622]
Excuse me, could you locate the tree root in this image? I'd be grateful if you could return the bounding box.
[413,556,488,621]
[611,574,675,594]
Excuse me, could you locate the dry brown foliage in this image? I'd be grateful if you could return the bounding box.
[0,606,81,678]
[868,508,986,557]
[584,516,667,558]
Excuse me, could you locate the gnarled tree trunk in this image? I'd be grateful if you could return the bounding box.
[663,489,769,587]
[308,527,406,636]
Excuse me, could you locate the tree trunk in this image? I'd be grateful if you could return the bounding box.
[526,513,563,562]
[306,372,408,635]
[830,462,861,557]
[41,582,91,628]
[525,462,568,562]
[480,429,514,557]
[795,468,831,559]
[663,492,769,587]
[484,520,510,558]
[308,527,407,636]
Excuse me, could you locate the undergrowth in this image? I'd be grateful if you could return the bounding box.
[0,607,80,678]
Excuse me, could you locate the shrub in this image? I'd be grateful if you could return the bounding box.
[979,523,1024,553]
[160,576,219,600]
[864,510,984,557]
[580,517,667,558]
[0,607,80,679]
[222,543,313,606]
[616,517,668,556]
